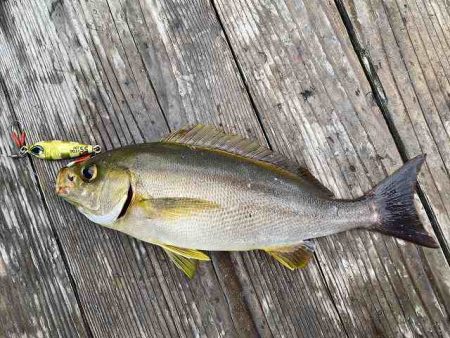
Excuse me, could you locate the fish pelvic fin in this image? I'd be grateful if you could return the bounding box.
[367,154,439,248]
[159,244,210,261]
[159,244,210,278]
[265,240,315,270]
[163,250,198,279]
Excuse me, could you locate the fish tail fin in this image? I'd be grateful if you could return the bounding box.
[368,154,439,248]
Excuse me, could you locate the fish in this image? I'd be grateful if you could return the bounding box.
[55,125,439,278]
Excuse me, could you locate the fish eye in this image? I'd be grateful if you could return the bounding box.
[80,164,97,182]
[30,145,44,156]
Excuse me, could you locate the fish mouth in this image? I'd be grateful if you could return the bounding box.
[55,167,72,196]
[117,183,134,219]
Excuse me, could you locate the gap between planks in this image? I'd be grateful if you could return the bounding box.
[15,0,259,335]
[208,0,351,336]
[210,0,449,335]
[4,0,260,336]
[333,0,450,264]
[0,74,94,336]
[4,0,446,336]
[27,154,95,338]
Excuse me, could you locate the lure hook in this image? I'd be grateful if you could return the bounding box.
[67,154,93,167]
[10,120,26,148]
[6,120,28,158]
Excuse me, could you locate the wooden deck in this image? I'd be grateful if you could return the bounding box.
[0,0,449,336]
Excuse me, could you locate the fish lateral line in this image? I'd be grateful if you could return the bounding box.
[54,125,439,279]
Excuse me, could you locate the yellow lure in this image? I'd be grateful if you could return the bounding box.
[24,140,101,160]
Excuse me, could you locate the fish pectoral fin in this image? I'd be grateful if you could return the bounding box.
[264,240,315,270]
[164,250,198,279]
[159,244,211,261]
[138,197,219,220]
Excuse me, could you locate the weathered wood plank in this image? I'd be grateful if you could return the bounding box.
[339,0,450,256]
[213,0,450,336]
[0,0,349,336]
[123,0,350,336]
[0,80,88,336]
[2,0,450,337]
[0,0,249,336]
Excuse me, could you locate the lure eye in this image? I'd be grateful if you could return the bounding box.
[30,145,44,156]
[80,164,97,182]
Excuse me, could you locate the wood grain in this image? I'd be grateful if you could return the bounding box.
[126,0,351,336]
[0,0,243,336]
[0,77,88,336]
[213,0,450,336]
[1,0,449,336]
[340,0,450,256]
[0,0,348,336]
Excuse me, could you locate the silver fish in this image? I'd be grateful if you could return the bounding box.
[55,125,438,277]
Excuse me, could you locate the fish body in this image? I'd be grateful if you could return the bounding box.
[56,125,438,277]
[98,143,371,250]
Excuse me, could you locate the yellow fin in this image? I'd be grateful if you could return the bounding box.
[159,244,210,261]
[138,197,219,220]
[162,125,333,197]
[164,249,198,278]
[265,241,315,270]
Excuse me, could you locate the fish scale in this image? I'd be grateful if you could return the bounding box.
[55,125,439,277]
[117,146,342,248]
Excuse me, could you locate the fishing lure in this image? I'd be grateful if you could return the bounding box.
[8,121,101,160]
[23,140,101,160]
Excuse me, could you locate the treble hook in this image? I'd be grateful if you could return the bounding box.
[1,121,28,158]
[10,120,26,149]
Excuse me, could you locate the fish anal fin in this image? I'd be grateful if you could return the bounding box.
[159,243,210,261]
[164,249,198,278]
[265,241,315,270]
[138,197,219,220]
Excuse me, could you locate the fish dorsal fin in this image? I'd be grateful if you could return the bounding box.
[162,125,299,173]
[297,168,334,197]
[163,125,334,197]
[265,240,315,270]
